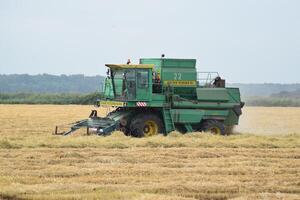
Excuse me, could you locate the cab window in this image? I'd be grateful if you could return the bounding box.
[137,70,149,88]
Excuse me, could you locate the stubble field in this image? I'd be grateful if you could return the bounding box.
[0,105,299,200]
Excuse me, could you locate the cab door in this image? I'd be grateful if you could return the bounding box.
[136,69,152,101]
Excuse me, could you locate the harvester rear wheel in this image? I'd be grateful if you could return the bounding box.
[201,120,226,135]
[130,114,163,137]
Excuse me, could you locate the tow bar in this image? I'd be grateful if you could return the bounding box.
[54,110,118,136]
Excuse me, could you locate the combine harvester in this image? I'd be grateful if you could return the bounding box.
[55,57,244,137]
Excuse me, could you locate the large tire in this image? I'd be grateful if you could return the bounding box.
[201,120,226,135]
[129,113,164,137]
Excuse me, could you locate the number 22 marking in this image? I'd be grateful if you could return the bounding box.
[174,73,182,80]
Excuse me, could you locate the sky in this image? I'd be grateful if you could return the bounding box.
[0,0,299,83]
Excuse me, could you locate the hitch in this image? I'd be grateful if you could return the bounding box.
[54,110,118,136]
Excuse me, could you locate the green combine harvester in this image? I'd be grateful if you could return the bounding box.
[55,57,244,137]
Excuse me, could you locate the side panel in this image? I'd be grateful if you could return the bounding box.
[161,59,197,99]
[225,87,243,125]
[196,88,229,101]
[226,88,241,103]
[161,59,197,88]
[171,109,229,123]
[162,67,197,87]
[224,110,239,126]
[162,59,196,68]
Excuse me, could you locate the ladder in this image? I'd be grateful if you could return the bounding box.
[162,108,175,134]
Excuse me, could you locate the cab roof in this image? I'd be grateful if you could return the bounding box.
[105,64,154,69]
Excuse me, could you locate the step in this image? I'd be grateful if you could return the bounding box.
[163,109,175,133]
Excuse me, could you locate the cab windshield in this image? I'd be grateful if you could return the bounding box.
[111,69,136,100]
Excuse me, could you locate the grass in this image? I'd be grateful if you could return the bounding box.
[235,107,300,135]
[0,105,299,199]
[0,132,300,149]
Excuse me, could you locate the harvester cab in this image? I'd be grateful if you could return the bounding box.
[54,57,244,137]
[102,64,154,102]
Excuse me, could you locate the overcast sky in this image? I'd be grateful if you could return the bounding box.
[0,0,299,83]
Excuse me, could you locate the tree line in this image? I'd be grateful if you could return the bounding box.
[0,92,102,105]
[0,74,104,93]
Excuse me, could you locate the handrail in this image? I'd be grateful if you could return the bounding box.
[197,72,219,87]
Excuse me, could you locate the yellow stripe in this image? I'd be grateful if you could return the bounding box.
[163,80,197,86]
[100,101,125,107]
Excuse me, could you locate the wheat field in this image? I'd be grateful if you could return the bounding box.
[0,105,299,200]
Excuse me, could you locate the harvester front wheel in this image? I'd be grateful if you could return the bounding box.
[201,120,226,135]
[130,114,163,137]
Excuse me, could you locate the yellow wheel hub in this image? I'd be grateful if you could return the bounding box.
[209,127,221,135]
[143,120,158,137]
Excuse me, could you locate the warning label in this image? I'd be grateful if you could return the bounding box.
[100,101,125,107]
[163,80,197,86]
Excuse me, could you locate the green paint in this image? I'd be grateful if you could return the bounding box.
[101,58,243,134]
